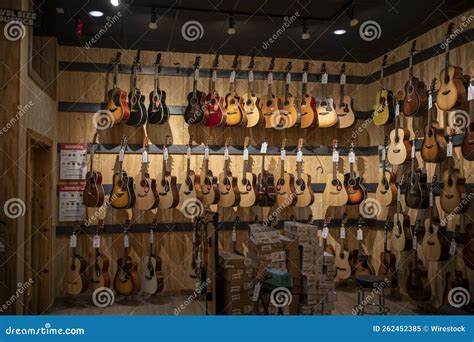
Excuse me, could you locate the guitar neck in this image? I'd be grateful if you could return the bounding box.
[186,157,191,179]
[280,158,285,179]
[340,83,345,103]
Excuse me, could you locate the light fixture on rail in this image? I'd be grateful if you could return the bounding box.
[227,14,236,35]
[110,0,119,7]
[348,7,358,27]
[149,8,158,30]
[302,19,310,40]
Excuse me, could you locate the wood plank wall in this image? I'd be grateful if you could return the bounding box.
[53,10,473,311]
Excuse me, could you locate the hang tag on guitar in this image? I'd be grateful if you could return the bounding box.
[449,239,456,256]
[286,73,291,84]
[70,234,77,248]
[224,148,229,161]
[187,147,191,159]
[302,72,308,84]
[93,234,100,248]
[123,234,129,248]
[252,282,261,302]
[340,227,346,239]
[381,147,386,161]
[248,70,254,82]
[447,141,453,157]
[142,150,148,163]
[357,228,363,241]
[411,143,416,158]
[192,230,196,243]
[429,190,433,207]
[204,147,209,159]
[321,73,328,84]
[230,70,236,83]
[232,229,237,242]
[395,102,400,116]
[322,227,329,239]
[397,188,401,202]
[243,148,249,161]
[280,149,286,160]
[332,150,339,162]
[413,235,417,250]
[149,231,154,244]
[212,70,217,82]
[119,148,125,162]
[296,151,303,162]
[260,142,268,154]
[268,73,273,84]
[468,82,473,101]
[163,147,169,161]
[340,73,346,85]
[194,69,199,81]
[348,151,355,163]
[428,93,433,109]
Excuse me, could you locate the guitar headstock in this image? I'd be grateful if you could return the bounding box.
[303,61,309,72]
[297,137,304,151]
[97,218,105,231]
[164,135,172,148]
[357,216,364,228]
[381,54,388,67]
[154,53,162,72]
[114,51,122,65]
[92,131,99,145]
[321,63,327,74]
[73,221,81,235]
[350,140,355,152]
[340,63,346,75]
[193,56,201,69]
[232,55,239,70]
[285,61,292,72]
[248,56,255,70]
[281,138,287,150]
[395,90,404,103]
[446,22,455,37]
[120,135,128,149]
[233,216,240,228]
[143,136,150,149]
[268,57,275,71]
[224,137,231,149]
[383,135,389,148]
[244,136,250,149]
[134,50,142,71]
[212,55,219,69]
[332,138,338,150]
[188,135,194,147]
[124,218,132,232]
[431,174,437,189]
[399,174,405,187]
[410,40,417,55]
[341,213,348,226]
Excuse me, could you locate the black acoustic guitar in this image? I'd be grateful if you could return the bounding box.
[405,133,429,209]
[184,56,207,125]
[148,53,169,124]
[127,50,148,127]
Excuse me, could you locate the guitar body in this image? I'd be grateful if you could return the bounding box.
[237,172,259,207]
[225,93,245,126]
[323,173,348,207]
[275,173,297,207]
[110,173,136,209]
[373,89,394,126]
[83,170,105,207]
[295,173,314,207]
[377,251,398,287]
[257,172,276,207]
[406,259,432,302]
[462,125,474,161]
[316,99,338,128]
[205,92,226,127]
[375,171,397,206]
[422,220,450,262]
[279,95,299,128]
[184,90,207,125]
[201,171,220,205]
[297,94,318,128]
[351,250,374,276]
[156,174,179,209]
[179,172,203,205]
[391,213,412,252]
[335,95,355,128]
[421,121,447,163]
[141,255,158,294]
[334,248,351,280]
[66,256,88,295]
[403,77,428,117]
[463,223,474,270]
[106,88,129,124]
[441,168,469,214]
[134,174,159,211]
[148,89,170,124]
[91,254,111,290]
[405,171,429,209]
[114,256,140,296]
[387,128,411,165]
[243,94,262,128]
[127,90,148,126]
[437,66,466,111]
[218,173,240,207]
[344,173,366,205]
[261,94,281,129]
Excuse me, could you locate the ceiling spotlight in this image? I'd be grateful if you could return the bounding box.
[89,10,104,17]
[302,19,310,40]
[56,8,64,14]
[333,29,346,35]
[348,7,358,27]
[110,0,119,6]
[149,8,158,29]
[227,14,236,35]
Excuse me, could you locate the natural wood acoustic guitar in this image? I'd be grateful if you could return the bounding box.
[403,40,428,117]
[242,56,262,128]
[295,138,314,207]
[278,61,300,128]
[179,135,203,210]
[373,55,394,126]
[275,139,297,207]
[225,56,245,126]
[218,138,240,207]
[316,63,338,128]
[334,216,351,281]
[134,137,159,211]
[298,62,318,128]
[322,139,348,206]
[83,132,105,208]
[66,223,88,295]
[261,58,281,129]
[375,137,397,206]
[90,218,111,290]
[157,136,179,209]
[106,52,130,124]
[335,64,355,128]
[200,138,220,205]
[110,136,136,209]
[387,92,411,165]
[114,219,140,296]
[237,137,259,207]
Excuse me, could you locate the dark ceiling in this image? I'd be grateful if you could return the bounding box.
[34,0,473,62]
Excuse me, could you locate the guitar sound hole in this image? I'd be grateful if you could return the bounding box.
[241,179,248,186]
[204,178,211,185]
[266,101,272,107]
[223,178,230,186]
[331,179,338,186]
[448,179,453,187]
[140,180,147,187]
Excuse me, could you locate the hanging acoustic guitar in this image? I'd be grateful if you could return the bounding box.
[157,136,179,209]
[106,51,130,124]
[257,138,276,207]
[316,63,338,128]
[403,40,428,117]
[298,62,318,128]
[148,53,169,124]
[295,138,314,207]
[262,57,281,129]
[205,55,225,127]
[373,55,394,126]
[278,61,299,128]
[225,56,245,127]
[127,50,148,127]
[83,132,105,208]
[237,137,259,207]
[335,63,355,128]
[184,56,207,125]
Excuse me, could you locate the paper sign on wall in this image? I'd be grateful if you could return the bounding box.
[59,184,85,222]
[60,144,87,180]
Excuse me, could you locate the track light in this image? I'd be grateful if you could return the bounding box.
[149,8,158,30]
[348,7,358,27]
[302,19,310,40]
[227,14,236,35]
[110,0,119,7]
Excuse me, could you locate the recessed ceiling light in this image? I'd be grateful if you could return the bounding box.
[56,8,64,14]
[110,0,119,6]
[333,29,346,35]
[89,10,104,17]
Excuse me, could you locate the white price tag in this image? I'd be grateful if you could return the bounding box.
[243,148,249,161]
[204,147,210,159]
[252,282,261,302]
[428,93,433,109]
[321,73,328,84]
[340,227,346,239]
[119,148,125,162]
[395,102,400,116]
[429,191,433,207]
[348,151,355,163]
[449,239,456,256]
[260,142,268,154]
[93,234,100,248]
[302,72,308,84]
[194,69,199,80]
[447,141,453,157]
[413,235,417,250]
[411,143,416,158]
[468,83,474,101]
[268,73,273,84]
[187,147,191,159]
[397,189,401,202]
[163,147,169,161]
[296,151,303,162]
[332,150,339,162]
[286,73,291,84]
[232,229,237,242]
[322,227,329,239]
[192,231,196,243]
[70,234,77,248]
[357,228,363,241]
[224,148,229,160]
[230,70,236,83]
[280,149,286,160]
[248,70,254,82]
[142,150,148,163]
[123,234,129,248]
[340,74,346,85]
[149,231,154,244]
[212,70,217,82]
[381,147,386,161]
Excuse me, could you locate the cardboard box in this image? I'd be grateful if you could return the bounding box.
[219,250,252,268]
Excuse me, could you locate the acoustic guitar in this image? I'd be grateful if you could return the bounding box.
[463,221,474,270]
[461,77,474,160]
[298,62,318,128]
[322,139,348,206]
[403,40,428,117]
[334,216,351,281]
[391,178,412,252]
[200,138,220,205]
[344,141,367,205]
[242,56,262,128]
[405,133,429,209]
[257,138,276,207]
[148,53,170,125]
[295,138,314,207]
[179,136,203,209]
[135,137,159,211]
[205,55,226,127]
[110,136,136,209]
[316,63,338,128]
[422,177,450,262]
[375,137,397,206]
[275,139,297,207]
[387,92,411,165]
[377,220,398,287]
[157,136,179,209]
[140,224,164,295]
[261,58,281,129]
[83,132,105,208]
[437,23,466,111]
[373,55,395,126]
[218,138,240,207]
[335,64,355,128]
[351,218,374,276]
[114,220,140,295]
[127,50,148,127]
[278,61,299,128]
[184,56,207,125]
[90,218,111,290]
[237,137,259,207]
[66,223,88,295]
[106,52,130,124]
[421,78,447,163]
[406,221,432,302]
[225,56,245,127]
[441,154,470,214]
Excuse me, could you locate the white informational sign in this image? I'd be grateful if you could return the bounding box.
[59,184,85,222]
[60,143,87,180]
